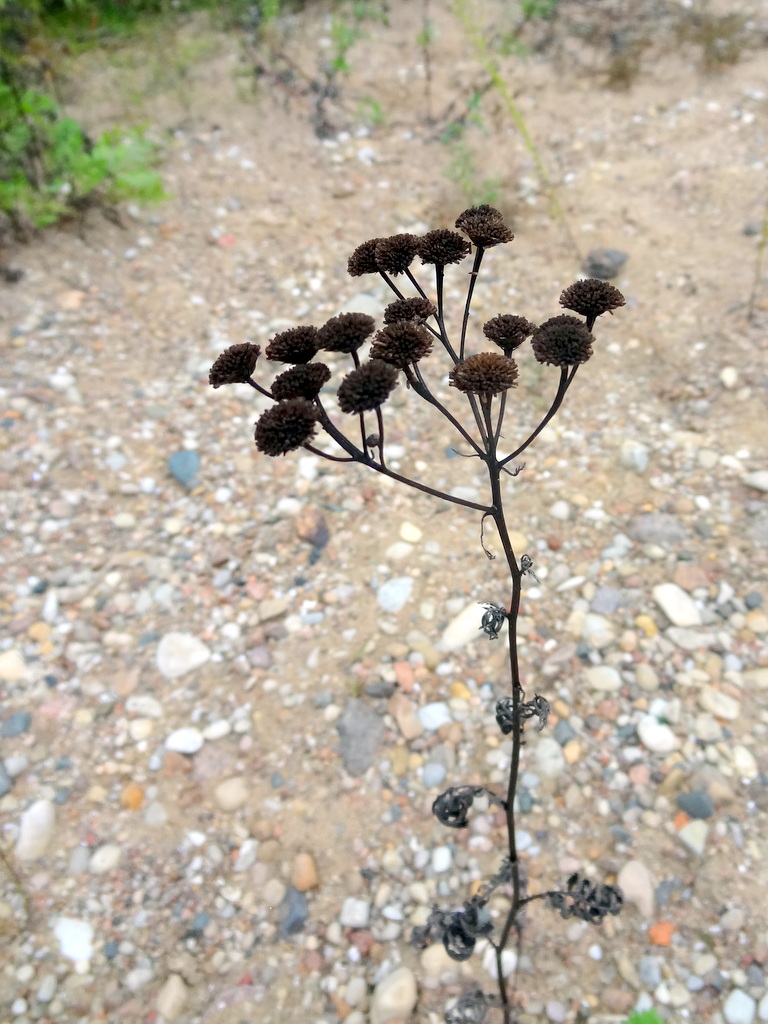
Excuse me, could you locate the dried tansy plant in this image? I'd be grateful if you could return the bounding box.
[209,205,626,1023]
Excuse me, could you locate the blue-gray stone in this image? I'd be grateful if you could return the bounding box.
[279,887,308,937]
[0,711,32,738]
[676,790,714,820]
[337,699,384,776]
[0,762,12,797]
[583,247,628,279]
[168,450,200,488]
[608,824,633,845]
[638,956,662,987]
[188,912,210,936]
[518,790,534,814]
[590,587,623,615]
[103,940,119,960]
[627,513,687,546]
[553,720,577,746]
[423,762,446,788]
[744,592,762,610]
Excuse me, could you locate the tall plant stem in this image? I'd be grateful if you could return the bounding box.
[500,366,574,466]
[451,0,580,260]
[460,246,485,359]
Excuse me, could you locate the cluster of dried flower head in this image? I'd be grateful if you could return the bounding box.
[208,204,625,461]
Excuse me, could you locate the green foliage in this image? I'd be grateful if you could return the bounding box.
[358,96,384,126]
[445,137,501,208]
[329,16,362,75]
[0,76,164,231]
[520,0,557,19]
[624,1011,664,1024]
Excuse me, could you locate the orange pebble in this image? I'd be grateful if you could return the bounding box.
[121,783,145,811]
[673,810,691,830]
[649,921,675,946]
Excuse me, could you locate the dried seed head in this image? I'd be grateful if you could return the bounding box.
[418,228,471,267]
[254,398,319,456]
[208,342,260,388]
[449,352,519,396]
[374,234,420,275]
[455,205,514,247]
[370,321,433,368]
[265,325,319,364]
[347,237,383,277]
[337,359,399,414]
[271,362,331,401]
[383,296,437,324]
[559,278,626,319]
[316,312,376,354]
[482,314,536,355]
[531,315,594,367]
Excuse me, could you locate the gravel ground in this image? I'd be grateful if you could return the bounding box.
[1,3,768,1023]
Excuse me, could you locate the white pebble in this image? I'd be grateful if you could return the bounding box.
[339,897,370,928]
[165,727,204,755]
[156,632,210,679]
[15,799,55,861]
[431,846,452,873]
[53,918,94,962]
[637,715,678,753]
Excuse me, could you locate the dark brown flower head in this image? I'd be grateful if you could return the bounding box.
[559,279,626,319]
[209,342,260,388]
[483,314,536,355]
[418,229,471,267]
[383,296,437,324]
[337,359,399,414]
[254,398,318,456]
[532,315,594,367]
[374,234,420,275]
[369,321,433,369]
[265,326,318,364]
[347,237,383,277]
[449,353,519,396]
[271,362,331,401]
[316,312,376,354]
[455,205,514,248]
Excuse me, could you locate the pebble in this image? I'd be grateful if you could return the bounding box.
[758,993,768,1021]
[156,974,188,1020]
[291,853,319,891]
[628,513,687,545]
[699,687,741,720]
[263,878,286,906]
[337,699,384,776]
[234,839,259,872]
[214,776,249,811]
[549,500,571,521]
[0,762,12,797]
[388,692,423,740]
[724,990,757,1024]
[418,702,452,731]
[0,711,32,737]
[637,715,678,753]
[36,975,57,1003]
[376,576,413,612]
[583,246,628,278]
[676,790,715,820]
[371,966,417,1024]
[340,897,370,929]
[636,663,660,691]
[743,471,768,494]
[278,887,308,937]
[156,632,211,679]
[620,439,649,474]
[732,745,758,779]
[653,582,702,627]
[53,917,94,962]
[678,820,709,855]
[15,799,55,861]
[534,738,566,778]
[617,860,655,918]
[431,846,452,872]
[439,600,491,650]
[582,613,616,649]
[89,844,123,873]
[165,727,204,754]
[0,649,31,683]
[584,665,621,692]
[167,449,200,488]
[422,762,446,788]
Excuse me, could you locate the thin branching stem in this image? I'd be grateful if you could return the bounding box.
[500,366,574,466]
[460,246,485,359]
[407,364,486,455]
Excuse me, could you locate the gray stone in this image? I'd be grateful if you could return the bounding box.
[590,587,623,615]
[583,247,628,279]
[278,887,308,937]
[422,762,446,788]
[676,790,715,820]
[678,820,709,855]
[167,450,200,488]
[744,471,768,494]
[534,738,566,778]
[620,440,649,474]
[627,513,687,545]
[418,702,452,731]
[0,762,12,797]
[340,897,370,928]
[638,956,662,988]
[0,711,32,738]
[376,576,413,613]
[724,990,756,1024]
[337,699,384,776]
